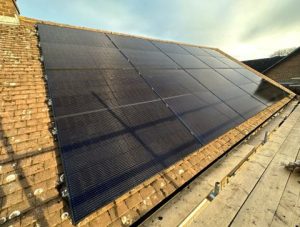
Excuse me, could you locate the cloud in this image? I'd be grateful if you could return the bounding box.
[239,0,300,41]
[19,0,300,60]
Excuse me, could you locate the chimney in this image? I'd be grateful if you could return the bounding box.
[0,0,20,25]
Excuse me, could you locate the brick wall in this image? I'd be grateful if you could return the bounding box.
[0,0,19,17]
[0,17,294,227]
[266,51,300,82]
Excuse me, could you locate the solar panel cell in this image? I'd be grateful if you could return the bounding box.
[152,41,189,54]
[180,45,210,56]
[122,49,178,69]
[167,53,210,68]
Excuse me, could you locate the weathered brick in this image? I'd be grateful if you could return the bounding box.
[139,186,156,199]
[125,192,142,209]
[90,211,112,227]
[161,182,177,196]
[120,210,139,226]
[108,201,129,221]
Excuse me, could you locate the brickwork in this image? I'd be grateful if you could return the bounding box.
[265,50,300,82]
[0,16,294,227]
[0,0,19,17]
[0,21,64,226]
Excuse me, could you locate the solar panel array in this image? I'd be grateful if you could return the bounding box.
[37,24,288,223]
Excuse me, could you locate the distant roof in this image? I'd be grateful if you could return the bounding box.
[243,56,284,73]
[263,46,300,73]
[243,46,300,74]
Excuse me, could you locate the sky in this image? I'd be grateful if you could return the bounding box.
[19,0,300,60]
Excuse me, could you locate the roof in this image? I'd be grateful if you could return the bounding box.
[243,47,300,74]
[263,46,300,73]
[0,12,296,227]
[243,56,284,73]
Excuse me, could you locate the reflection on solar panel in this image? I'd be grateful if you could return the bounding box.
[37,23,288,223]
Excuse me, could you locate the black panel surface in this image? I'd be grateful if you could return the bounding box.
[41,43,133,69]
[203,48,226,58]
[37,23,288,224]
[141,69,244,143]
[241,81,287,105]
[224,94,266,119]
[218,57,243,68]
[108,34,158,51]
[141,69,206,97]
[152,41,189,54]
[216,69,253,85]
[167,53,210,69]
[180,45,210,56]
[57,101,200,222]
[47,69,159,117]
[38,24,201,224]
[38,24,114,47]
[187,69,247,99]
[122,49,178,69]
[235,68,263,84]
[165,94,244,143]
[196,56,229,68]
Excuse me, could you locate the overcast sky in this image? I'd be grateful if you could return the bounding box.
[19,0,300,60]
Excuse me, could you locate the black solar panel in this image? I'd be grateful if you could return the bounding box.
[241,81,287,105]
[167,53,210,69]
[196,56,229,68]
[37,23,288,223]
[41,43,132,70]
[46,69,159,117]
[38,24,114,47]
[235,68,263,84]
[218,57,243,68]
[122,49,178,69]
[152,41,189,54]
[180,45,210,56]
[56,101,200,222]
[108,34,158,51]
[187,69,246,99]
[216,69,253,85]
[203,48,226,58]
[141,69,244,143]
[224,94,266,119]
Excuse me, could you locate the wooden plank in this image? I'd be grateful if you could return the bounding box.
[188,141,283,227]
[270,149,300,226]
[231,121,300,226]
[247,101,296,147]
[140,144,254,227]
[189,105,300,227]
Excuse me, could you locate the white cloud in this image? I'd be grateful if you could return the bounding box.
[19,0,300,60]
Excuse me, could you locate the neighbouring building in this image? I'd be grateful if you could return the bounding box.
[244,47,300,94]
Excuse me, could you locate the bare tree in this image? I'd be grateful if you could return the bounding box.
[270,47,297,57]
